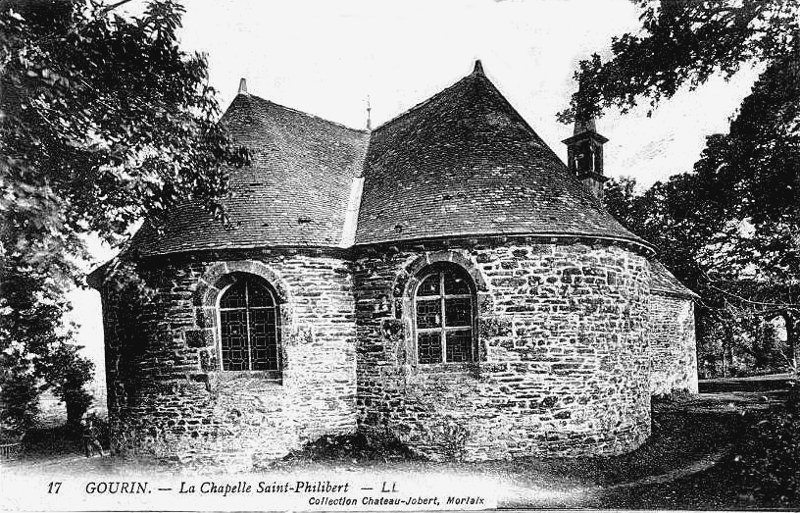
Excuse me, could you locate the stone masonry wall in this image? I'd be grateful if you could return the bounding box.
[649,293,698,395]
[99,251,357,469]
[353,240,652,461]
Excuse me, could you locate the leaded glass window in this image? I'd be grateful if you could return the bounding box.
[218,278,280,372]
[414,267,475,364]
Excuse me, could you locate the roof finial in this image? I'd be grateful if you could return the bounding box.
[473,59,484,75]
[238,77,248,95]
[366,95,372,131]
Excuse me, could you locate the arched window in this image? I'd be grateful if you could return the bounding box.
[414,265,476,364]
[218,277,280,373]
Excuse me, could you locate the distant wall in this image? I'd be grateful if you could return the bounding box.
[649,292,698,395]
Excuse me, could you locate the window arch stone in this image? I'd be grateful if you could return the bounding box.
[392,251,491,321]
[193,260,290,309]
[189,260,292,375]
[393,251,488,300]
[390,251,489,367]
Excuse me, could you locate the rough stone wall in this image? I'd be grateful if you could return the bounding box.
[98,251,357,469]
[353,240,652,461]
[649,293,698,395]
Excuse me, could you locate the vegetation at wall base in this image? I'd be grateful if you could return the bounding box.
[0,0,247,436]
[270,432,420,468]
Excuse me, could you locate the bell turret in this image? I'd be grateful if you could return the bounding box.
[562,117,609,199]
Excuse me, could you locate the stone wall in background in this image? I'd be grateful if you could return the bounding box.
[649,293,698,395]
[353,240,652,461]
[98,251,357,469]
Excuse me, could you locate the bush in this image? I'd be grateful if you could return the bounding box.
[42,344,94,429]
[736,404,800,504]
[428,416,470,462]
[278,432,417,465]
[0,350,39,435]
[0,427,25,444]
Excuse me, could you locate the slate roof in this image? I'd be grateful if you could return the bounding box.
[132,62,650,257]
[651,261,698,299]
[133,94,370,256]
[355,64,645,247]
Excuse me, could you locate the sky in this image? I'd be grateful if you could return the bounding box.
[71,0,761,396]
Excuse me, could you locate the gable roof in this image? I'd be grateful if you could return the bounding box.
[131,62,650,257]
[354,64,646,247]
[133,94,370,256]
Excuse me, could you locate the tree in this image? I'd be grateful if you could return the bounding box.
[0,0,247,433]
[683,45,799,374]
[564,0,800,378]
[600,46,800,376]
[559,0,799,123]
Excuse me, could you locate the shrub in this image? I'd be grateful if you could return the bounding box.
[736,401,800,504]
[0,350,39,435]
[428,416,470,462]
[42,344,94,429]
[279,431,417,465]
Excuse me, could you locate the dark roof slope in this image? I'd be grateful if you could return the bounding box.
[651,261,698,299]
[131,63,649,257]
[354,65,647,248]
[133,94,369,256]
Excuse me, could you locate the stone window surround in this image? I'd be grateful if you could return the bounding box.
[193,260,293,383]
[413,265,477,364]
[394,251,491,371]
[218,277,281,373]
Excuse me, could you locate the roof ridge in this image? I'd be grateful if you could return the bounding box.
[370,70,557,161]
[470,72,570,169]
[245,94,370,134]
[370,74,475,133]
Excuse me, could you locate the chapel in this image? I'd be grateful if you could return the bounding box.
[89,61,697,466]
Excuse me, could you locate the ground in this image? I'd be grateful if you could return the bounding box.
[2,376,796,509]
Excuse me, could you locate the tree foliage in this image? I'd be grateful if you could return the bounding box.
[559,0,799,123]
[601,47,800,376]
[0,0,247,432]
[563,0,799,379]
[737,400,800,504]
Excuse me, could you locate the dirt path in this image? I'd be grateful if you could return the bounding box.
[3,386,791,509]
[606,447,730,490]
[500,446,733,507]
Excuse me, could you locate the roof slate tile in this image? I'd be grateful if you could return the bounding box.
[133,65,649,257]
[134,95,370,255]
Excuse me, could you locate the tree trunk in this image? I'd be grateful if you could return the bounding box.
[786,311,799,375]
[66,399,83,429]
[721,323,733,378]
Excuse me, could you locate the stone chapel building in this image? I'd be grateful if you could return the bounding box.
[89,61,698,466]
